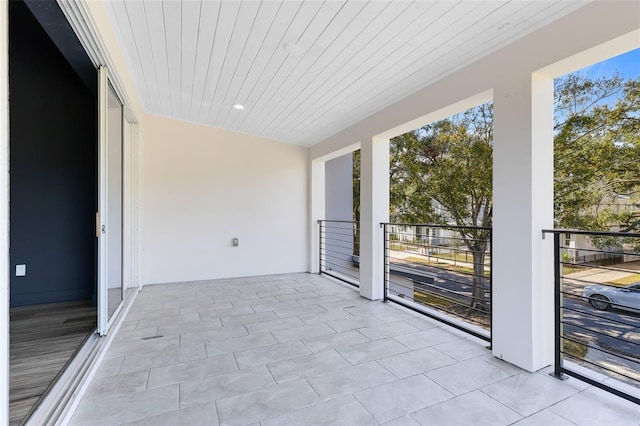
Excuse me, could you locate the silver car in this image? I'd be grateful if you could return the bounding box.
[582,282,640,312]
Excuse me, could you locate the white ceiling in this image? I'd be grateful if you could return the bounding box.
[107,0,586,146]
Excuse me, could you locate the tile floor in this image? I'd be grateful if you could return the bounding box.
[69,273,640,425]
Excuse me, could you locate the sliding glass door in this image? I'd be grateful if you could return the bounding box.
[97,66,124,335]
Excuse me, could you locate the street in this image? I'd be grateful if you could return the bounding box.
[388,257,640,385]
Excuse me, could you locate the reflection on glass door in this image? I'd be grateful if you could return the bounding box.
[97,66,124,335]
[106,83,123,322]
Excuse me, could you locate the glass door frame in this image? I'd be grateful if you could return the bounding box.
[97,66,125,335]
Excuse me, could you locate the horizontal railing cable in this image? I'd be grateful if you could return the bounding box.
[319,220,360,288]
[383,222,492,343]
[543,229,640,405]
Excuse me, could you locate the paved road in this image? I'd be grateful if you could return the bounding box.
[560,279,640,382]
[389,258,640,384]
[389,258,488,304]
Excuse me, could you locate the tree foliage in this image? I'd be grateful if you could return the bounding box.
[351,72,639,308]
[390,103,493,309]
[554,73,640,233]
[390,103,493,229]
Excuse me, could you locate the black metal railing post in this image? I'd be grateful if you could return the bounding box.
[489,228,493,349]
[550,231,566,380]
[543,228,640,404]
[318,220,323,275]
[383,223,388,303]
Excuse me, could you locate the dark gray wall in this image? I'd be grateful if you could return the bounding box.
[9,1,97,306]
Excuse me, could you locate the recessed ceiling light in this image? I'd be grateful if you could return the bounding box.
[283,42,300,56]
[233,104,245,110]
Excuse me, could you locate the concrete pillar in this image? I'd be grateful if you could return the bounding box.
[492,72,555,371]
[309,160,325,273]
[325,154,353,222]
[325,154,355,275]
[359,137,389,300]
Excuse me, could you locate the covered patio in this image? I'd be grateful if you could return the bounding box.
[0,1,639,424]
[68,274,639,425]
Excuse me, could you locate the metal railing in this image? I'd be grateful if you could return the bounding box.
[382,223,492,342]
[543,229,640,405]
[319,220,360,287]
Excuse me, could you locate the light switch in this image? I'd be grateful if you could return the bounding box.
[232,238,239,247]
[16,264,26,277]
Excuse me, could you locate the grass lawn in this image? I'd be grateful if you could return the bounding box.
[436,252,491,264]
[389,242,419,252]
[562,264,587,275]
[414,290,455,310]
[563,336,589,360]
[606,273,640,286]
[413,290,490,329]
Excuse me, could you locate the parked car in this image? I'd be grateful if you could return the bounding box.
[582,282,640,312]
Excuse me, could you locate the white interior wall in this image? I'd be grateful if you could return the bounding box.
[141,114,308,284]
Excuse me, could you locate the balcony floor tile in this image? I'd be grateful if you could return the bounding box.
[425,357,515,395]
[179,365,275,409]
[215,378,320,426]
[410,390,523,425]
[68,273,640,425]
[354,374,453,423]
[377,347,457,379]
[267,349,350,383]
[481,372,586,417]
[512,409,576,425]
[306,360,397,400]
[548,386,640,425]
[261,395,376,426]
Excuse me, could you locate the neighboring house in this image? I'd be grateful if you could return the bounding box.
[563,194,640,264]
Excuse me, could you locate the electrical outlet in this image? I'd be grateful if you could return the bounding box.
[16,264,26,277]
[232,238,239,246]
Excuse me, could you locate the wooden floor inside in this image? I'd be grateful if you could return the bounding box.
[9,300,96,426]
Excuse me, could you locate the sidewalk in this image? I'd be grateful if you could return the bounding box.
[566,261,640,284]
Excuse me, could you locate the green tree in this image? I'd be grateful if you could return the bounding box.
[554,74,640,252]
[390,103,493,310]
[351,74,637,310]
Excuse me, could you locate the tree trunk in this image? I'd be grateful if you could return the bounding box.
[353,210,360,257]
[353,224,360,257]
[471,249,488,311]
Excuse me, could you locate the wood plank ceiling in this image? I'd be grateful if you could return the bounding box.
[107,0,586,146]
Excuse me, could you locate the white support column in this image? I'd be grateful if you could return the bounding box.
[309,160,325,273]
[325,154,353,222]
[359,137,389,300]
[0,1,8,423]
[492,72,555,371]
[325,154,355,273]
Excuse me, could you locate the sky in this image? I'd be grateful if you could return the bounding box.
[577,47,640,80]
